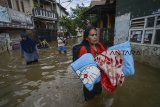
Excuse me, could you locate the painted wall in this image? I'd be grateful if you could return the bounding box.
[115,0,160,69]
[43,4,52,11]
[0,5,10,23]
[0,33,12,53]
[56,4,68,17]
[116,0,160,18]
[0,0,8,6]
[114,13,130,44]
[0,0,33,53]
[131,44,160,69]
[56,4,68,32]
[7,0,34,15]
[23,0,34,15]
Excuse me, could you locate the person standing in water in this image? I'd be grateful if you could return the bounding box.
[20,33,39,65]
[78,26,105,101]
[57,32,67,54]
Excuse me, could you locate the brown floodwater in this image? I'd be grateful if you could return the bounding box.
[0,38,160,107]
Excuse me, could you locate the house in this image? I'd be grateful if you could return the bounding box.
[85,0,160,69]
[84,0,116,47]
[0,0,69,53]
[0,0,34,52]
[115,0,160,69]
[56,3,69,32]
[32,0,58,41]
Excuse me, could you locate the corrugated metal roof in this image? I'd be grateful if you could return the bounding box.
[90,0,107,7]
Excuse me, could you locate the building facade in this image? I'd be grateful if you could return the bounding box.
[32,0,58,41]
[114,0,160,68]
[0,0,68,53]
[56,3,69,32]
[84,0,116,47]
[0,0,34,53]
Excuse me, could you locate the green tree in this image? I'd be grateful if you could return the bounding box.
[71,5,90,29]
[59,16,76,36]
[59,4,97,36]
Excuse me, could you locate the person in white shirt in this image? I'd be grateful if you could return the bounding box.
[57,32,67,54]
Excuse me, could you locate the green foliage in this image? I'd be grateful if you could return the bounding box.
[59,16,76,36]
[71,5,90,29]
[59,5,97,36]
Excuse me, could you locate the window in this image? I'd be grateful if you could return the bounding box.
[154,30,160,45]
[130,30,142,43]
[157,16,160,28]
[131,18,144,29]
[21,2,25,12]
[129,14,160,46]
[144,30,153,44]
[16,0,20,11]
[7,0,12,8]
[146,17,154,28]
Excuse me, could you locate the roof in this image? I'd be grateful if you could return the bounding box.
[90,0,107,7]
[57,3,69,15]
[41,0,56,3]
[84,2,115,15]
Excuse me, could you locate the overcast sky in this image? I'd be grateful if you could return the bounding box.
[56,0,91,14]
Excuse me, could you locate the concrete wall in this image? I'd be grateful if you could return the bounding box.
[114,13,130,44]
[0,0,8,6]
[8,0,34,14]
[116,0,160,18]
[115,0,160,69]
[0,0,33,53]
[43,4,52,11]
[131,44,160,69]
[0,33,12,53]
[56,4,68,32]
[56,5,67,17]
[23,0,34,15]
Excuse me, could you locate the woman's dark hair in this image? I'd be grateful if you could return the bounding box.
[82,26,97,46]
[83,26,97,39]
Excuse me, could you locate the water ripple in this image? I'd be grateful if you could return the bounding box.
[41,65,55,70]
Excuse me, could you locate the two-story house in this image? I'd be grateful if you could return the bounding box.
[0,0,34,52]
[56,2,69,32]
[32,0,58,41]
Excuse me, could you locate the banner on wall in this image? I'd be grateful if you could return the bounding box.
[0,6,10,23]
[9,9,33,25]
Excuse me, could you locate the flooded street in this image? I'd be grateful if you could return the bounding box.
[0,38,160,107]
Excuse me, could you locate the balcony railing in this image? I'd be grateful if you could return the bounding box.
[32,8,57,21]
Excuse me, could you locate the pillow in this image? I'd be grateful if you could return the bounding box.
[71,53,101,91]
[108,41,135,76]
